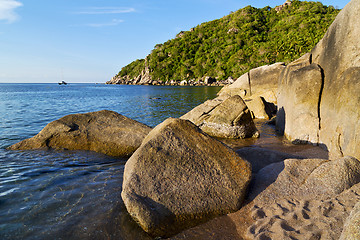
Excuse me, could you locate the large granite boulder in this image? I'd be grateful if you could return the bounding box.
[181,95,259,138]
[8,110,152,157]
[276,0,360,159]
[218,62,285,103]
[277,54,323,143]
[121,118,252,237]
[180,95,227,125]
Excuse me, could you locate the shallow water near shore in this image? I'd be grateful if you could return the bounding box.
[0,83,327,239]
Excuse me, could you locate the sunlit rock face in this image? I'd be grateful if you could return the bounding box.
[121,118,251,238]
[181,95,259,139]
[8,110,152,157]
[277,0,360,159]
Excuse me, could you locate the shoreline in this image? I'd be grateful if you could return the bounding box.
[105,76,233,87]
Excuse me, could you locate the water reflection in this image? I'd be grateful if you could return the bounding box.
[0,84,328,239]
[221,120,328,159]
[0,84,221,240]
[0,150,152,240]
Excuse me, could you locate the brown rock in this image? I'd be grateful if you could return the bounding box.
[218,62,285,103]
[277,62,323,143]
[251,156,360,203]
[303,156,360,198]
[181,95,259,139]
[245,97,276,120]
[180,96,227,125]
[276,0,360,159]
[8,110,152,157]
[121,118,252,237]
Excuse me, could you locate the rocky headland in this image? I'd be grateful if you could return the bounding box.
[8,0,360,239]
[105,1,339,88]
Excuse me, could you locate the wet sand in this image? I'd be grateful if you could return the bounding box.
[222,120,329,160]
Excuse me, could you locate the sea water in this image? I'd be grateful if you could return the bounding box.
[0,83,221,240]
[0,83,330,239]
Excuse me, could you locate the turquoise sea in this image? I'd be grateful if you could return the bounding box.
[0,83,221,240]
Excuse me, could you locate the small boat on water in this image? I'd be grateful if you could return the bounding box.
[58,81,67,85]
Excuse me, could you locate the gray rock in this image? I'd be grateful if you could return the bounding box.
[8,110,152,157]
[121,118,252,237]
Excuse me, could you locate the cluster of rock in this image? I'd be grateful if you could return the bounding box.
[106,75,233,86]
[227,28,239,34]
[8,110,256,237]
[106,57,234,87]
[170,1,360,239]
[8,0,360,239]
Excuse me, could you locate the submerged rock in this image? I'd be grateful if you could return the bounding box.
[8,110,152,157]
[121,118,251,237]
[181,95,259,139]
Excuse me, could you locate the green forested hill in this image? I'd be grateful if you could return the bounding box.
[115,0,339,83]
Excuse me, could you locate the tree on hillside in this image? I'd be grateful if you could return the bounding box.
[115,0,339,82]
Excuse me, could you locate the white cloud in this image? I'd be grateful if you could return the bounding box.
[85,19,124,27]
[69,19,124,28]
[74,7,135,15]
[0,0,23,23]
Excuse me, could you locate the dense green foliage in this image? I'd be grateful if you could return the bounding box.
[117,1,339,82]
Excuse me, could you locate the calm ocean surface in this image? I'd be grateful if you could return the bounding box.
[0,83,221,240]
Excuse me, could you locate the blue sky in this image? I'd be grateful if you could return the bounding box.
[0,0,349,83]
